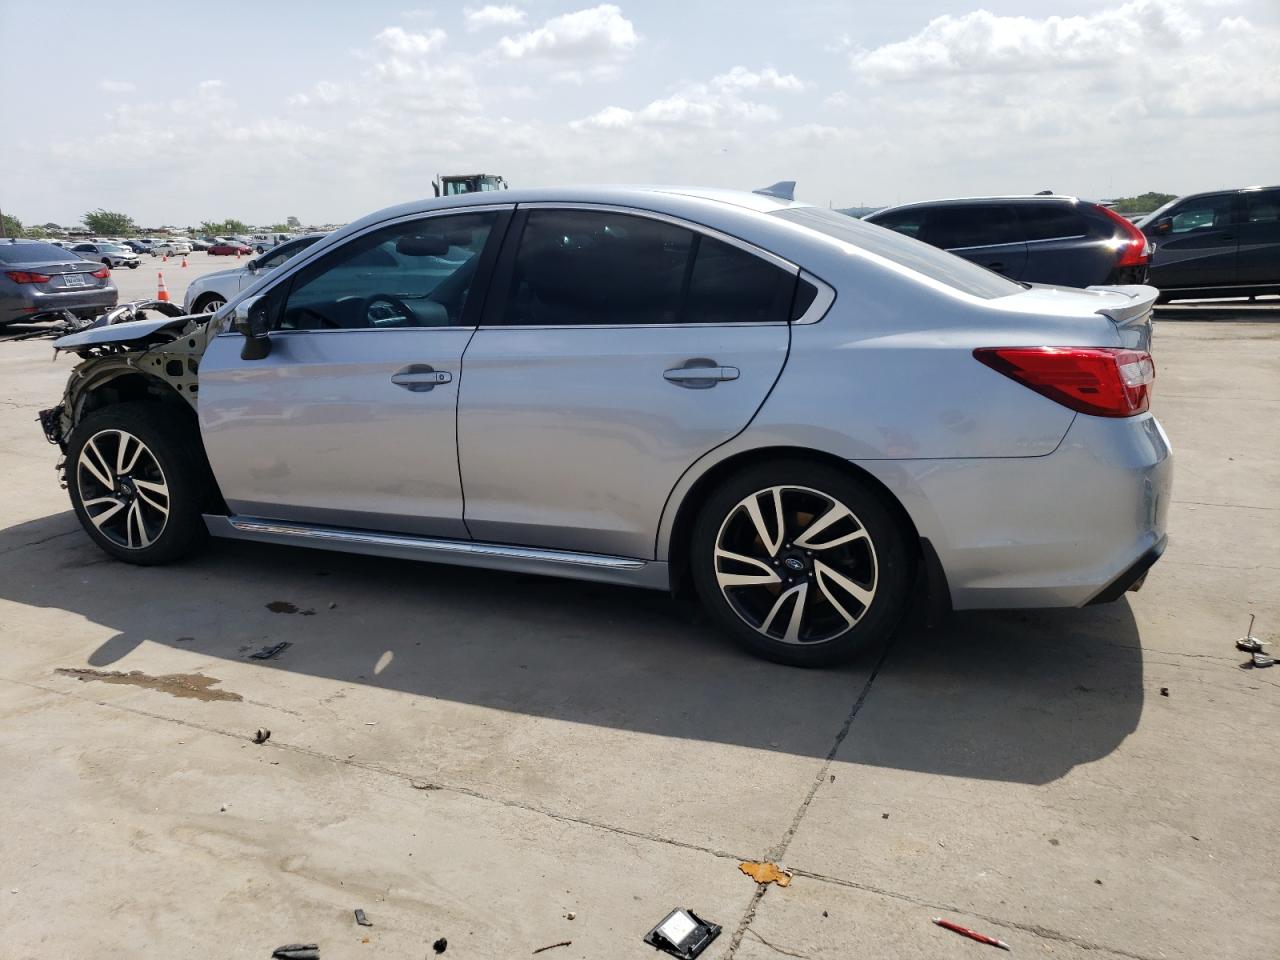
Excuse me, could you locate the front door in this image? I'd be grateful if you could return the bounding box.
[457,206,794,558]
[1236,188,1280,288]
[1147,192,1238,291]
[199,208,507,537]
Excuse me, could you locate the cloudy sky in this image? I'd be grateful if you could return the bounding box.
[2,0,1277,226]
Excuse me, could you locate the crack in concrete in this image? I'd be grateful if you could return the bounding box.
[0,527,79,557]
[789,866,1167,960]
[744,927,810,959]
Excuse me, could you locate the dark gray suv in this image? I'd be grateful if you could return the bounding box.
[864,195,1150,288]
[1139,186,1280,303]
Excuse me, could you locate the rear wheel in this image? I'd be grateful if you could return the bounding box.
[65,403,211,565]
[691,460,913,666]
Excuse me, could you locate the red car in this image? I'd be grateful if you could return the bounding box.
[208,241,252,256]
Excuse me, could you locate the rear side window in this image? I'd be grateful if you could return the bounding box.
[0,242,73,264]
[1018,204,1087,241]
[773,206,1022,300]
[927,205,1021,249]
[501,209,794,326]
[1242,189,1280,223]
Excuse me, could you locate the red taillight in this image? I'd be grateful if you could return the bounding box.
[4,270,52,284]
[91,267,111,279]
[1092,203,1149,267]
[975,346,1154,417]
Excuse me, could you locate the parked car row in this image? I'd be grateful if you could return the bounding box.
[1,239,117,325]
[183,234,327,313]
[866,184,1279,302]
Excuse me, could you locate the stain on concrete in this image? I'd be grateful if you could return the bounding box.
[266,601,316,616]
[55,668,243,702]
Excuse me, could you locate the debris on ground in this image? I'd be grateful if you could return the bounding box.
[1160,687,1170,697]
[432,936,448,953]
[55,667,242,702]
[933,918,1010,951]
[249,642,293,660]
[1246,651,1277,668]
[253,729,271,744]
[1234,614,1267,653]
[739,861,793,887]
[354,909,372,927]
[410,780,440,791]
[565,912,576,921]
[532,942,572,955]
[643,908,721,959]
[272,945,319,960]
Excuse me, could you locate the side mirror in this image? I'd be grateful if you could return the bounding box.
[233,295,272,360]
[1154,217,1172,236]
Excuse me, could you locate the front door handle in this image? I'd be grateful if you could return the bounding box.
[663,358,740,389]
[391,364,452,392]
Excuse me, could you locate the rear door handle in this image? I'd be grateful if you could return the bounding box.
[663,359,740,389]
[391,364,452,392]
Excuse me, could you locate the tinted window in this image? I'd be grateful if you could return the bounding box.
[278,211,497,330]
[1242,189,1280,224]
[870,208,929,239]
[1018,204,1087,241]
[928,205,1021,248]
[685,235,793,324]
[501,210,794,326]
[773,206,1021,300]
[1168,194,1232,234]
[0,241,74,264]
[259,235,321,270]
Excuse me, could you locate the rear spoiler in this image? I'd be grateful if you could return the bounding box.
[1084,284,1158,326]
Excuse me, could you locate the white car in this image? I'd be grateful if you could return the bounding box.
[182,233,326,313]
[152,239,192,257]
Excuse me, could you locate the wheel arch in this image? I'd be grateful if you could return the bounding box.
[69,367,195,432]
[661,444,939,605]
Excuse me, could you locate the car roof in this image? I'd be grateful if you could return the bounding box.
[870,195,1086,215]
[1169,184,1280,202]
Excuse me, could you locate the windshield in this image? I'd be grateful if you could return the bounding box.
[259,235,322,269]
[771,206,1022,299]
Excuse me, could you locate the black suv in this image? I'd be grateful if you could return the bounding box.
[1139,186,1280,303]
[864,195,1150,288]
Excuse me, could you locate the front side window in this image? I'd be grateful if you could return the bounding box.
[501,209,793,326]
[928,205,1021,249]
[259,236,320,270]
[277,211,498,330]
[1168,194,1232,234]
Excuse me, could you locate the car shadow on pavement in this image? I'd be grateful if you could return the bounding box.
[1,511,1144,785]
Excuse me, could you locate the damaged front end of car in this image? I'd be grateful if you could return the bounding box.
[37,300,220,468]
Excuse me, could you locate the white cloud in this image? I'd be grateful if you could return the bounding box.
[375,25,447,55]
[98,79,135,94]
[712,66,805,92]
[498,4,637,60]
[465,5,526,31]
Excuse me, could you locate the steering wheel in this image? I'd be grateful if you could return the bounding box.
[364,295,416,328]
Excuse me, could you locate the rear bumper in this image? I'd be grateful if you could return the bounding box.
[0,286,117,323]
[856,412,1173,610]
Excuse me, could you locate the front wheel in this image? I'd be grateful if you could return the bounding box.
[691,460,913,667]
[65,403,211,565]
[128,262,139,269]
[193,293,227,314]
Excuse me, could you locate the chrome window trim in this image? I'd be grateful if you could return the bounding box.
[1023,234,1088,245]
[514,201,800,274]
[792,271,836,325]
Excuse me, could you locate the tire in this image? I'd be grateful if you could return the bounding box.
[690,459,913,667]
[101,258,112,267]
[193,293,227,314]
[128,262,139,269]
[65,403,211,565]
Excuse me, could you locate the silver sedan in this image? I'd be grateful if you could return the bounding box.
[45,186,1170,666]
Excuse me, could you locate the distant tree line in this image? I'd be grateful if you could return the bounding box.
[1107,192,1177,214]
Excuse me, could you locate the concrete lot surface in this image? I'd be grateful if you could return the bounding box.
[0,321,1277,958]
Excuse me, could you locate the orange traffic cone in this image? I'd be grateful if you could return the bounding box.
[180,256,188,269]
[162,253,168,262]
[235,248,241,260]
[156,271,170,302]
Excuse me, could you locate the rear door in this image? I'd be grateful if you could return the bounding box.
[1014,203,1096,286]
[199,207,508,537]
[1146,192,1238,291]
[456,205,794,558]
[1235,188,1280,288]
[926,204,1028,279]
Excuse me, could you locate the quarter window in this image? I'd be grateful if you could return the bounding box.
[500,209,794,326]
[278,211,498,330]
[1017,204,1087,241]
[1242,189,1280,224]
[870,209,929,240]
